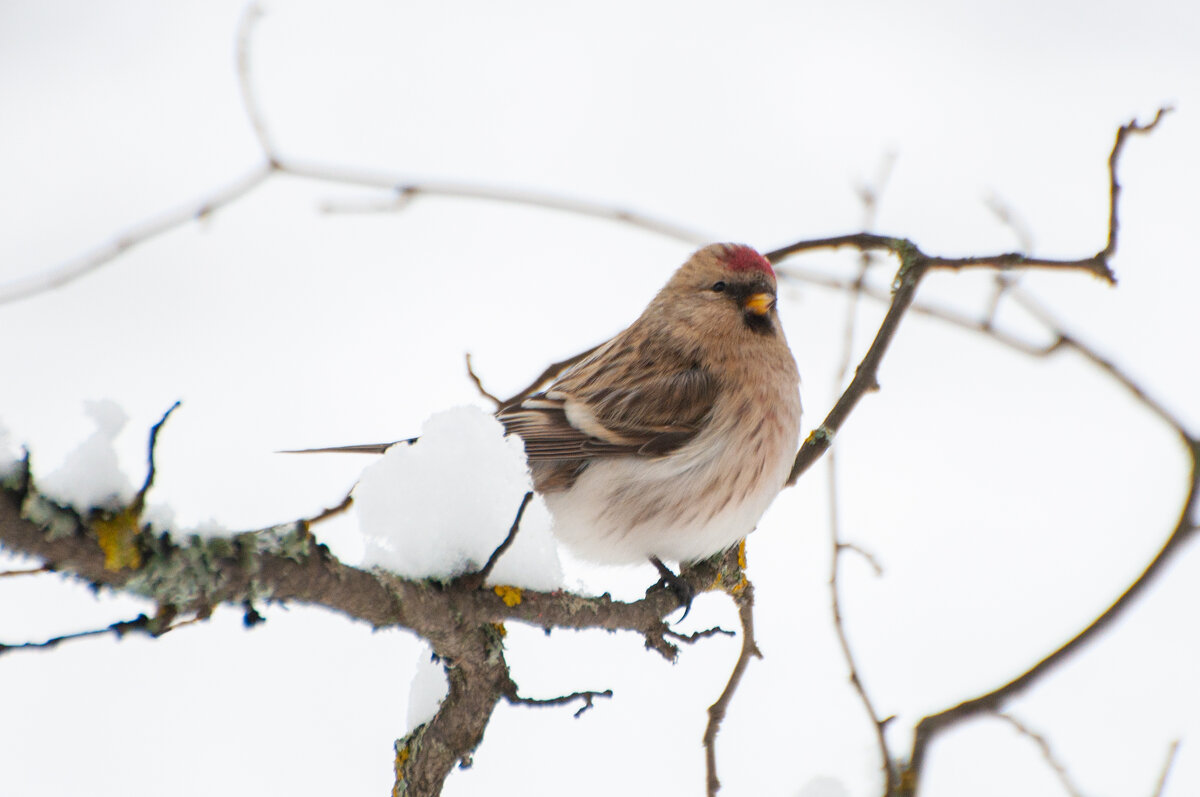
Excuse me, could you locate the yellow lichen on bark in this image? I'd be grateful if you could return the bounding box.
[493,585,523,606]
[93,508,142,570]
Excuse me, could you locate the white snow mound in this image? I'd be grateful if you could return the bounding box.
[355,406,562,589]
[40,399,135,511]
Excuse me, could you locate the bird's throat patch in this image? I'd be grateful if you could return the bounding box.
[742,311,773,335]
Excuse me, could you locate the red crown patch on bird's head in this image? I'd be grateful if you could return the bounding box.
[723,244,775,279]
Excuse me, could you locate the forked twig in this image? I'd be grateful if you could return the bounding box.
[665,626,736,644]
[505,688,614,719]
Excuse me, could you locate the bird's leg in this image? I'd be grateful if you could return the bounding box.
[649,556,695,621]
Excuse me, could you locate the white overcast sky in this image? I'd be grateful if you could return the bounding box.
[1,1,1199,796]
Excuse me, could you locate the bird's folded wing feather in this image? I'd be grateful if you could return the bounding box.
[278,438,417,455]
[498,336,718,461]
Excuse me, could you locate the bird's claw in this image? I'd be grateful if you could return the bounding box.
[649,556,695,621]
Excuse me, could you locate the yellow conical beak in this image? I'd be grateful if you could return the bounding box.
[744,292,774,316]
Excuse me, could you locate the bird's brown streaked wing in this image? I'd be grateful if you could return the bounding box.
[499,338,718,461]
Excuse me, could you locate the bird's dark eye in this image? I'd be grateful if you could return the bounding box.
[711,281,726,293]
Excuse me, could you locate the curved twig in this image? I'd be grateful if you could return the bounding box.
[465,353,504,408]
[498,344,603,409]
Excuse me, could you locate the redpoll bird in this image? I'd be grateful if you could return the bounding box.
[296,244,801,581]
[498,243,801,566]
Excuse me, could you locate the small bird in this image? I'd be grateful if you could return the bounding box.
[298,244,801,600]
[498,243,801,571]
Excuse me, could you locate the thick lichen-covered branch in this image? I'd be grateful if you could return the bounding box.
[0,459,716,646]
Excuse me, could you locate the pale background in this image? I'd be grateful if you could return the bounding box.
[1,1,1198,795]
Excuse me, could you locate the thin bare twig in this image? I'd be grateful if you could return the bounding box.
[829,477,896,792]
[1010,288,1188,433]
[982,193,1030,324]
[1150,739,1182,797]
[235,3,277,160]
[766,233,1115,283]
[664,626,736,644]
[505,688,614,719]
[0,164,274,307]
[465,353,503,408]
[836,542,884,577]
[777,266,1059,357]
[703,580,762,796]
[994,712,1085,797]
[133,401,181,513]
[455,491,534,590]
[498,344,603,409]
[303,492,355,526]
[823,154,899,794]
[854,151,897,227]
[984,193,1036,254]
[0,565,50,578]
[1102,107,1172,261]
[298,162,712,243]
[0,615,150,656]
